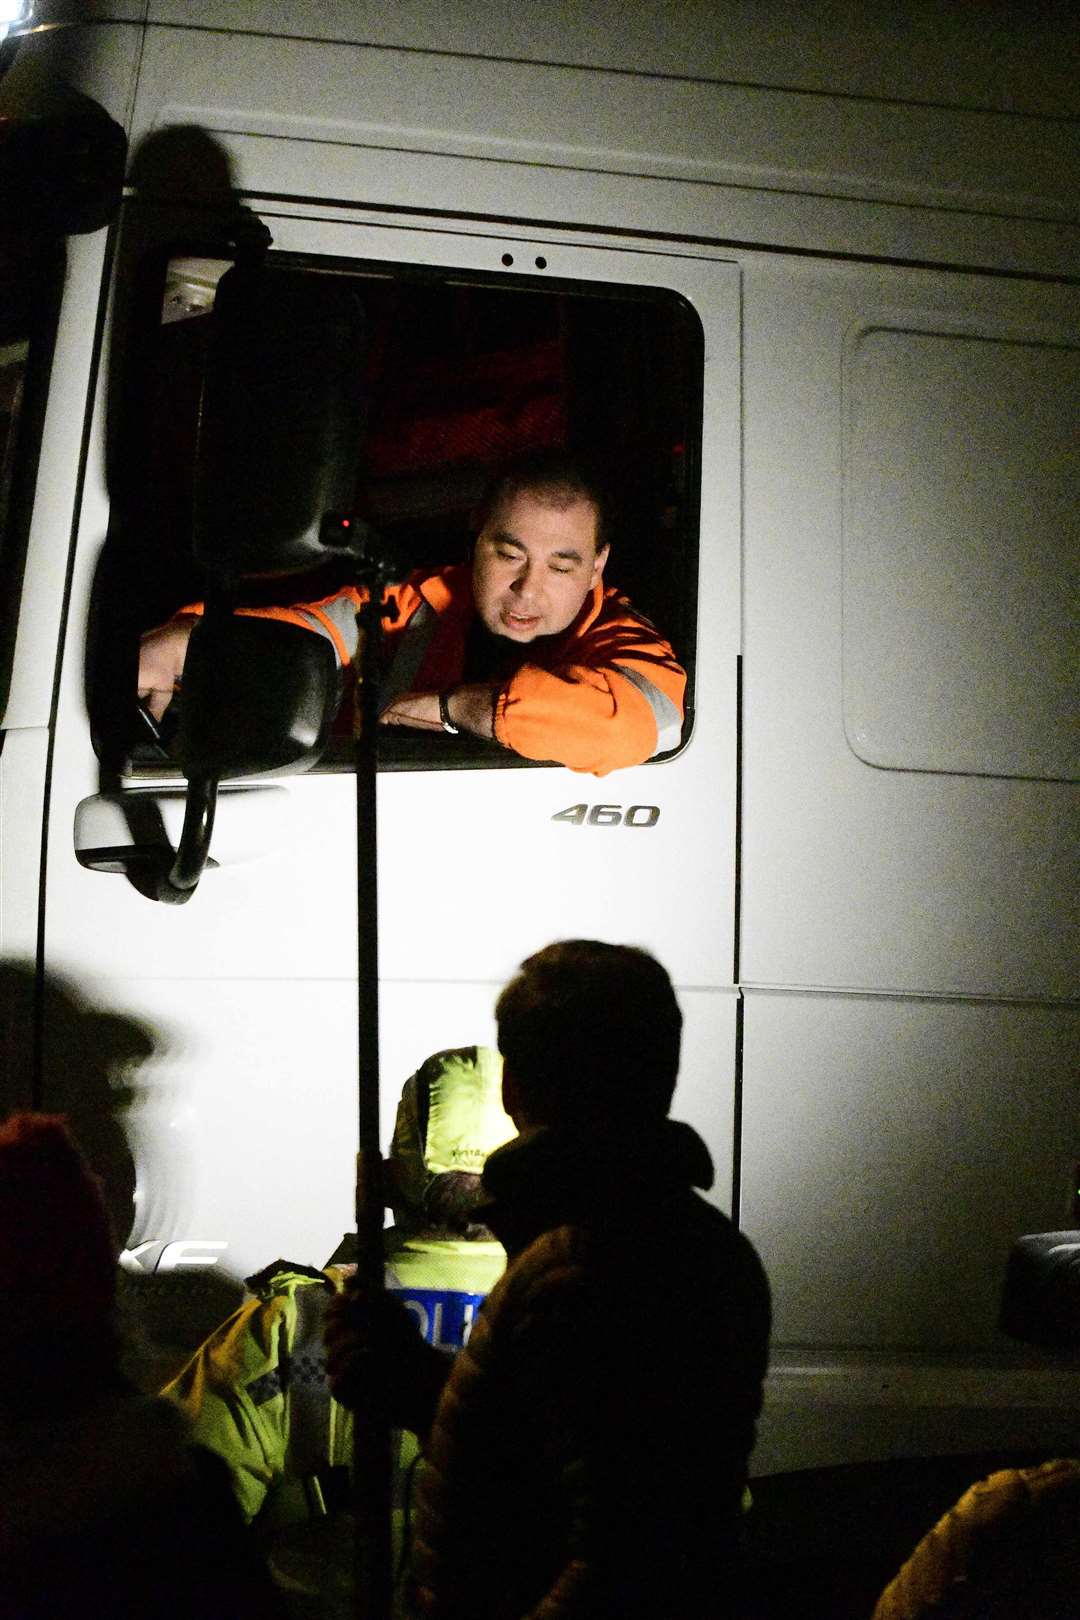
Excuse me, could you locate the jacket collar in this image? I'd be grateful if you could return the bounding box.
[416,563,471,614]
[478,1117,714,1260]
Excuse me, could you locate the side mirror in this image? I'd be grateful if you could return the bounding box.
[176,613,340,783]
[155,615,340,904]
[999,1231,1080,1352]
[148,260,365,901]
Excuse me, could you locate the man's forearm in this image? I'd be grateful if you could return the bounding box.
[444,684,497,740]
[379,684,498,742]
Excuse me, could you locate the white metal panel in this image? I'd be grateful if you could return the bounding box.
[740,256,1080,999]
[739,988,1080,1353]
[0,728,47,957]
[219,136,1080,283]
[38,970,735,1318]
[123,28,1080,277]
[668,986,738,1215]
[842,324,1079,781]
[2,230,110,732]
[140,1,1079,119]
[17,18,145,124]
[108,974,364,1284]
[34,3,146,22]
[126,26,1075,220]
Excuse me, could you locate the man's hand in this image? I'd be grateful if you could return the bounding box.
[379,684,497,740]
[138,615,196,722]
[324,1279,451,1441]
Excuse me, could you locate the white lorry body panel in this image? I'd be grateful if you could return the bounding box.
[2,5,1077,1474]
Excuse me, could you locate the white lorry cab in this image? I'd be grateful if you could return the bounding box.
[1,0,1077,1574]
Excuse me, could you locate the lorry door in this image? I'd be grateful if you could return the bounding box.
[41,211,741,1340]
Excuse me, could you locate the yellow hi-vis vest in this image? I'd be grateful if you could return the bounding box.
[388,1045,513,1227]
[424,1045,512,1176]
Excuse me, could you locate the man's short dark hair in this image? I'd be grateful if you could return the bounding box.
[475,447,610,552]
[495,940,682,1127]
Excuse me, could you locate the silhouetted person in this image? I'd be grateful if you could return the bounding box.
[327,940,772,1619]
[0,1112,287,1620]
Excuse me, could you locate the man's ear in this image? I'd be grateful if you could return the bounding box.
[592,542,610,584]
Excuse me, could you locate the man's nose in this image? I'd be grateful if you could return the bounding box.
[510,562,538,598]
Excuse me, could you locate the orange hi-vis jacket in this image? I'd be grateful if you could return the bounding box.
[225,563,686,777]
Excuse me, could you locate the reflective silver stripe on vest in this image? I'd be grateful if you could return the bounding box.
[615,666,683,754]
[285,1282,334,1477]
[291,600,360,663]
[380,601,439,706]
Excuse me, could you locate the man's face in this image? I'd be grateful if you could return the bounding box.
[471,490,608,643]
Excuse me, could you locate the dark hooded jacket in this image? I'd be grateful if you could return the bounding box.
[408,1118,771,1620]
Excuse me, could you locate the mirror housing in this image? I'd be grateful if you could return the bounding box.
[175,613,341,782]
[147,615,341,905]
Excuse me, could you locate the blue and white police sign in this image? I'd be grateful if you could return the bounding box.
[388,1286,486,1351]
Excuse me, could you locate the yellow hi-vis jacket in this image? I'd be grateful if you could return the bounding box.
[162,1243,507,1527]
[162,1047,513,1526]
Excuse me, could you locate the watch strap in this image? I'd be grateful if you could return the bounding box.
[438,690,460,734]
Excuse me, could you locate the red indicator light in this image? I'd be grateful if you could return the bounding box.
[341,517,351,528]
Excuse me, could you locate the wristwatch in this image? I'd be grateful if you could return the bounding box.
[438,690,460,735]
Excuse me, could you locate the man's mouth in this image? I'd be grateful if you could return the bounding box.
[502,610,541,631]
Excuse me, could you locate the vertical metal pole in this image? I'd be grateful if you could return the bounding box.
[352,584,392,1620]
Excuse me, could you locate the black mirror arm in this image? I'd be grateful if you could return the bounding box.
[152,590,234,904]
[154,773,219,905]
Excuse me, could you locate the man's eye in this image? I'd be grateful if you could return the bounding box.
[550,565,573,575]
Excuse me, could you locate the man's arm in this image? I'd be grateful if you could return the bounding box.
[493,610,686,775]
[139,586,684,774]
[382,606,685,772]
[324,1281,452,1444]
[137,587,367,721]
[379,684,496,740]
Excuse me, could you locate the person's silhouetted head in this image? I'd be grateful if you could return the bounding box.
[496,939,682,1132]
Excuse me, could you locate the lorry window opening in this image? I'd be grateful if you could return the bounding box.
[99,249,702,776]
